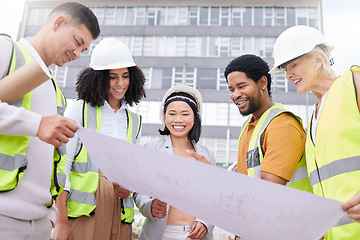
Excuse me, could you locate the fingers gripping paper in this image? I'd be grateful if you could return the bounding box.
[77,126,345,240]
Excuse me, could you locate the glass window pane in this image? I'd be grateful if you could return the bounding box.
[165,37,176,56]
[125,7,134,25]
[196,69,217,89]
[286,7,295,26]
[115,7,125,25]
[209,37,219,56]
[254,7,263,26]
[147,7,156,25]
[296,7,307,25]
[210,7,220,25]
[201,37,208,56]
[230,37,241,57]
[265,7,273,26]
[242,37,252,54]
[221,7,230,26]
[189,7,198,25]
[167,7,177,25]
[275,7,285,26]
[136,7,146,25]
[200,7,209,25]
[105,7,115,25]
[178,7,187,25]
[308,7,318,27]
[254,37,264,57]
[158,7,166,25]
[243,7,252,26]
[95,7,105,25]
[232,7,241,26]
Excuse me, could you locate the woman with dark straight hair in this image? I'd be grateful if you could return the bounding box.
[134,85,215,240]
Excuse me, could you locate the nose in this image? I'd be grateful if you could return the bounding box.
[72,48,81,60]
[231,89,242,102]
[286,71,293,81]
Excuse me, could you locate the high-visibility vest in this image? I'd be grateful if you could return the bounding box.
[240,103,313,193]
[67,101,141,224]
[0,34,66,207]
[305,66,360,239]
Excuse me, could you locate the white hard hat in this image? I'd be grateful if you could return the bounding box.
[269,25,334,74]
[159,85,203,123]
[89,38,136,70]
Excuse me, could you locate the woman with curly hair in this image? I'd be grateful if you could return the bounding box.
[51,38,146,240]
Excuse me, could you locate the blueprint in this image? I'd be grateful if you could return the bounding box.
[77,126,346,240]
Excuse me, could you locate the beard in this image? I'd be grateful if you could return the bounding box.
[238,94,262,116]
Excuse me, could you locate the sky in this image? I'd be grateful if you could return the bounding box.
[0,0,359,76]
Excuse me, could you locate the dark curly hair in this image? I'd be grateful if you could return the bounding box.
[224,54,272,97]
[76,66,146,107]
[159,92,202,143]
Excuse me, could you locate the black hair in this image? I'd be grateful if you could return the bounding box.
[159,92,202,143]
[224,54,272,96]
[76,66,146,107]
[49,2,100,40]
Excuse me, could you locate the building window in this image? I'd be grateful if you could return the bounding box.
[143,36,155,56]
[178,7,188,25]
[286,7,296,26]
[217,68,228,90]
[296,7,307,25]
[230,37,241,57]
[254,37,264,57]
[275,7,285,26]
[125,7,135,25]
[243,7,252,26]
[26,8,52,26]
[254,7,263,26]
[135,7,146,25]
[220,7,230,26]
[264,7,274,26]
[115,7,126,25]
[166,7,177,25]
[146,7,157,25]
[308,8,318,27]
[232,7,242,26]
[189,7,198,25]
[196,68,217,89]
[104,7,116,25]
[200,7,209,25]
[210,7,220,25]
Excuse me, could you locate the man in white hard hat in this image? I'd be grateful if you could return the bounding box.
[270,25,360,240]
[0,2,100,239]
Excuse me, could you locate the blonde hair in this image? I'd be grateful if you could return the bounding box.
[308,46,336,76]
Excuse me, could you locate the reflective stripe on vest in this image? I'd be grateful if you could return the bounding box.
[241,103,312,192]
[305,66,360,238]
[67,101,141,220]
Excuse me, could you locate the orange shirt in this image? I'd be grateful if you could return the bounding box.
[237,112,306,182]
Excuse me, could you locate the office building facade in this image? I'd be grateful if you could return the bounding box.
[19,0,321,167]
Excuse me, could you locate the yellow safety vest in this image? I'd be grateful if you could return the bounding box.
[0,34,66,207]
[305,66,360,239]
[240,103,313,193]
[67,101,141,224]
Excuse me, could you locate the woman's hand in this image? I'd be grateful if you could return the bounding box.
[112,182,131,199]
[151,198,167,219]
[188,221,207,239]
[186,150,211,164]
[341,191,360,222]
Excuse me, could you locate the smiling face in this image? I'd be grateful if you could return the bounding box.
[163,101,195,139]
[107,68,130,109]
[284,53,317,93]
[49,17,93,67]
[227,71,263,116]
